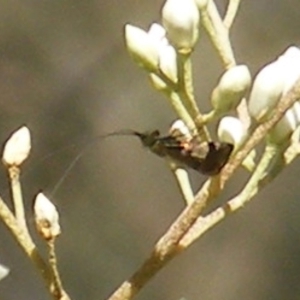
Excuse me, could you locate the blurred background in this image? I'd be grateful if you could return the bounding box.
[0,0,300,299]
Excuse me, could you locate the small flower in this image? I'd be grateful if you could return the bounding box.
[2,126,31,167]
[212,65,251,113]
[34,193,61,240]
[162,0,200,53]
[217,116,247,148]
[0,264,9,282]
[124,24,160,72]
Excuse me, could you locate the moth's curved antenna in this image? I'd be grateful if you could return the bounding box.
[49,129,142,197]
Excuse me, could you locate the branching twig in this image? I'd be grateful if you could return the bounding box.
[0,195,57,297]
[107,77,300,300]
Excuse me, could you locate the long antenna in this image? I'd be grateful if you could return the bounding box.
[49,129,141,197]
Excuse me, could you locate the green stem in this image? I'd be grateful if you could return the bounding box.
[48,239,71,300]
[177,53,210,141]
[200,0,236,69]
[168,160,194,205]
[0,195,57,298]
[224,0,241,29]
[180,143,278,247]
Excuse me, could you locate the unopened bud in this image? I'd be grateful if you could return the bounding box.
[268,102,300,144]
[0,264,9,281]
[34,193,61,240]
[217,116,247,148]
[124,24,159,72]
[148,23,178,87]
[248,60,285,122]
[169,119,192,140]
[212,65,251,112]
[162,0,200,53]
[277,46,300,94]
[2,126,31,167]
[159,44,178,83]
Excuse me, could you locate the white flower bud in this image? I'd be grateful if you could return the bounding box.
[124,24,159,72]
[34,193,61,240]
[277,46,300,94]
[217,116,247,148]
[148,23,168,46]
[2,126,31,167]
[293,101,300,124]
[268,102,300,144]
[170,119,192,140]
[248,60,285,122]
[0,264,9,281]
[159,44,177,83]
[212,65,251,112]
[162,0,200,53]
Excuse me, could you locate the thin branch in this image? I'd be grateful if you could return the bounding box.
[199,0,236,69]
[176,53,210,141]
[107,78,300,300]
[166,90,197,133]
[169,162,195,205]
[224,0,241,29]
[48,239,71,300]
[0,195,57,297]
[8,166,30,238]
[180,143,277,247]
[220,77,300,187]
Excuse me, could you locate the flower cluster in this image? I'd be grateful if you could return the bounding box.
[125,0,300,156]
[125,0,200,88]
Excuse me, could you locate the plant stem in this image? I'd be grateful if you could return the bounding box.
[0,195,57,297]
[8,166,30,238]
[224,0,241,29]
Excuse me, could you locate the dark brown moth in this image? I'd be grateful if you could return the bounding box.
[41,122,234,195]
[111,128,233,176]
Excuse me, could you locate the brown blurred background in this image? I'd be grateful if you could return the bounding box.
[1,1,300,299]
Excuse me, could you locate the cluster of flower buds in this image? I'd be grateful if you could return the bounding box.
[248,46,300,144]
[34,193,61,241]
[125,0,200,86]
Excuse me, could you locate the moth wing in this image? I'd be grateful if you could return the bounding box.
[190,141,234,175]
